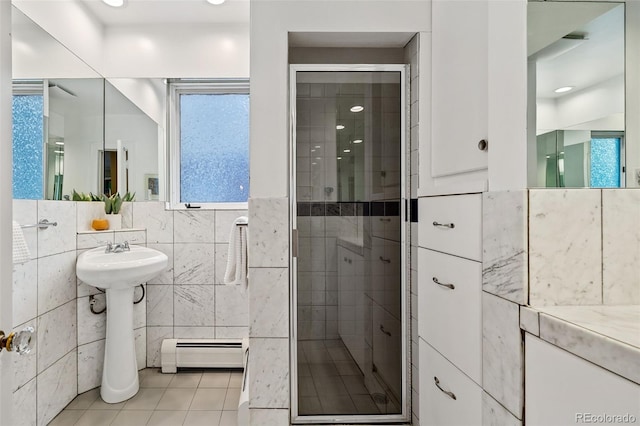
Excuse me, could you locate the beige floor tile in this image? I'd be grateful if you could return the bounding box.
[183,410,222,426]
[299,396,323,415]
[88,398,125,410]
[122,388,165,410]
[156,388,197,410]
[335,360,361,376]
[341,375,369,395]
[351,394,380,414]
[219,411,238,426]
[74,409,119,426]
[223,388,241,411]
[169,372,202,388]
[228,372,243,388]
[314,374,349,396]
[190,388,227,410]
[111,409,153,426]
[48,409,86,426]
[299,376,317,397]
[319,393,356,414]
[199,371,230,388]
[141,373,174,388]
[65,388,100,410]
[147,410,188,426]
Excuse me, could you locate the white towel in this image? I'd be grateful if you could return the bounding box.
[13,221,30,264]
[224,216,248,286]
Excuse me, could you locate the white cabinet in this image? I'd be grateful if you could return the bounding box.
[419,338,483,426]
[431,0,488,177]
[418,248,482,384]
[525,334,640,426]
[418,194,482,262]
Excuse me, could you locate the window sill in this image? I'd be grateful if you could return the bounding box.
[167,202,248,211]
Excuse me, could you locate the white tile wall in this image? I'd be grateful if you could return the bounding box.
[602,189,640,304]
[529,189,602,306]
[37,349,77,426]
[131,202,249,366]
[12,200,79,426]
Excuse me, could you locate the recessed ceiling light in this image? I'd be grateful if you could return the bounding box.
[337,156,343,160]
[102,0,124,7]
[350,105,364,113]
[343,149,351,153]
[207,0,226,4]
[353,139,363,144]
[336,125,345,130]
[554,86,574,93]
[546,155,551,159]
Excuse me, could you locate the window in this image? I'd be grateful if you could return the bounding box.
[169,80,249,208]
[13,83,44,199]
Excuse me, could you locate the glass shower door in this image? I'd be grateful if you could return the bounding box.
[291,66,408,423]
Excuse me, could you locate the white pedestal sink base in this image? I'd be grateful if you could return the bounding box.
[101,287,139,403]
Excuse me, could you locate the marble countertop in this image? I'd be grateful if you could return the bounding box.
[521,305,640,385]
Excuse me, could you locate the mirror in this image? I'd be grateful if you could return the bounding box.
[528,1,626,188]
[11,5,164,201]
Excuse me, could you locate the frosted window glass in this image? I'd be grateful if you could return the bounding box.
[13,95,44,199]
[180,94,249,203]
[590,138,620,188]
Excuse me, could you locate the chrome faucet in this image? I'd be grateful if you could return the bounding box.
[105,241,130,253]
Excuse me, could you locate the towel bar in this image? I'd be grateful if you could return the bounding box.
[21,219,57,230]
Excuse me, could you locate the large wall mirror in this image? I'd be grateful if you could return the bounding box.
[528,1,629,188]
[12,5,164,201]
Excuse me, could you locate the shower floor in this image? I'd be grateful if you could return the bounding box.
[48,368,242,426]
[298,339,384,416]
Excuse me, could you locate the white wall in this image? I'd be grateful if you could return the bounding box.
[102,24,249,79]
[250,0,430,199]
[13,0,104,74]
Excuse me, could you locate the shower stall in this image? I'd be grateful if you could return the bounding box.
[290,65,409,423]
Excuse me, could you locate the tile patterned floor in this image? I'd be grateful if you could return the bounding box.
[49,368,242,426]
[297,339,384,416]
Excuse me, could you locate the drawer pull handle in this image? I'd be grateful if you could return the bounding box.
[434,376,457,400]
[432,277,455,290]
[379,324,392,337]
[379,218,391,222]
[379,256,391,264]
[433,221,455,229]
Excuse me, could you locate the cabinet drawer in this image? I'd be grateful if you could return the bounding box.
[419,338,482,426]
[373,303,402,400]
[418,248,482,384]
[418,194,482,261]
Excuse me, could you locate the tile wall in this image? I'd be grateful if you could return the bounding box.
[132,202,249,367]
[405,33,421,426]
[528,188,640,306]
[481,188,640,424]
[11,200,249,425]
[13,200,78,426]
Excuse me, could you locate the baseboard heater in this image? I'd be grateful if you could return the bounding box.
[160,339,244,373]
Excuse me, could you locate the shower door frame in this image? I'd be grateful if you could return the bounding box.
[289,64,410,424]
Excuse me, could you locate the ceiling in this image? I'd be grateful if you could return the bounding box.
[528,2,624,100]
[80,0,249,26]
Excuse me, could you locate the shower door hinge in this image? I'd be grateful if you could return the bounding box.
[292,229,298,258]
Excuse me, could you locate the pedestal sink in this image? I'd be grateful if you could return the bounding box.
[76,244,168,403]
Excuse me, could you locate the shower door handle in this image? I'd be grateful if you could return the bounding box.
[292,229,298,258]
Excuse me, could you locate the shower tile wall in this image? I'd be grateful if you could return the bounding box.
[405,34,421,426]
[134,202,249,367]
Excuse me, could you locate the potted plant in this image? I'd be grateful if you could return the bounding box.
[102,192,135,230]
